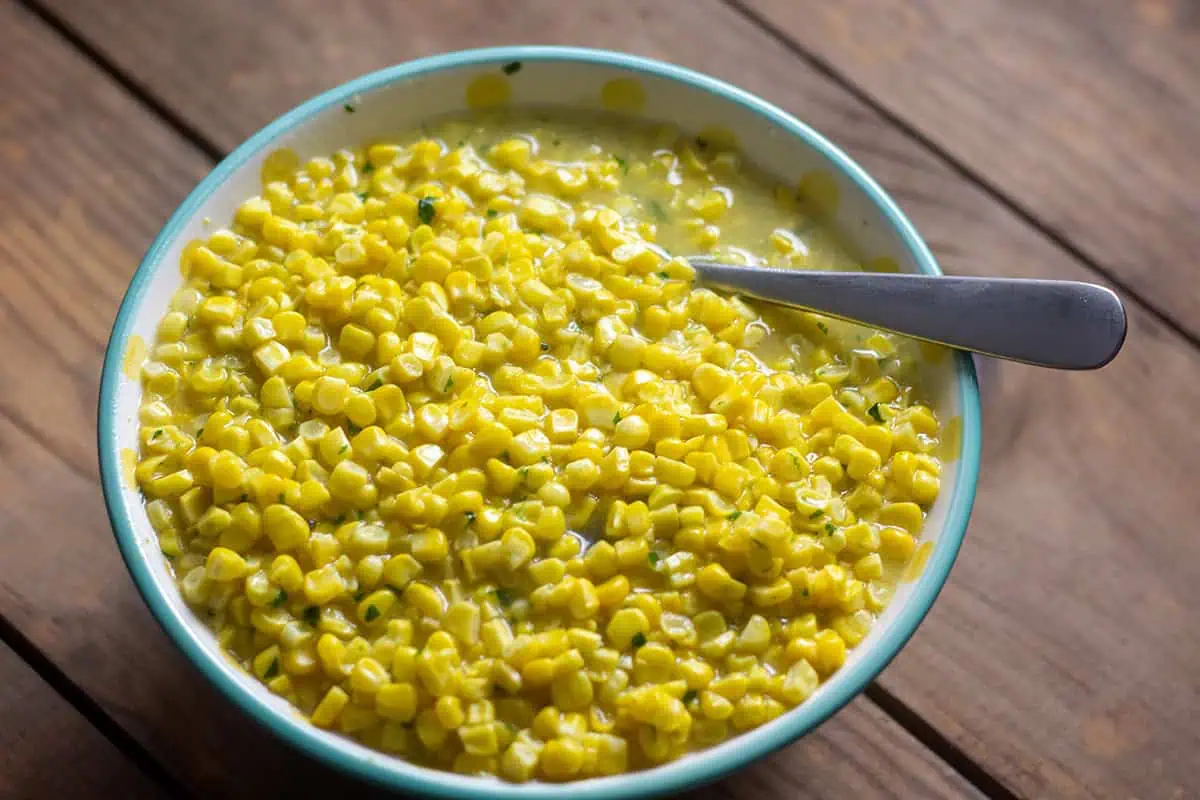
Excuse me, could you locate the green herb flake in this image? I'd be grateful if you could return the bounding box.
[303,606,321,626]
[540,342,550,352]
[502,61,523,75]
[356,191,369,201]
[457,140,466,148]
[353,590,366,602]
[648,551,660,566]
[728,511,742,521]
[500,450,511,464]
[151,429,163,440]
[825,522,836,534]
[631,632,647,649]
[417,196,437,225]
[361,163,375,174]
[196,427,205,438]
[271,590,288,608]
[369,377,384,390]
[816,321,829,335]
[809,509,824,519]
[343,103,356,113]
[339,444,349,453]
[613,411,622,425]
[264,658,280,679]
[683,689,698,705]
[278,492,285,504]
[495,588,514,607]
[348,422,362,435]
[364,604,381,622]
[487,209,498,218]
[867,403,884,423]
[657,271,670,279]
[464,511,476,526]
[444,376,455,392]
[647,199,669,222]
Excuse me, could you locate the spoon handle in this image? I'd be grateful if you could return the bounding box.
[689,261,1126,369]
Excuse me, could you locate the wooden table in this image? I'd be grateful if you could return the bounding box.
[2,1,1197,797]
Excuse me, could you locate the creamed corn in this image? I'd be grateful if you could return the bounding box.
[135,110,944,781]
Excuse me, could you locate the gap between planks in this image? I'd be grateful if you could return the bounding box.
[0,613,196,798]
[721,0,1200,355]
[15,0,1027,796]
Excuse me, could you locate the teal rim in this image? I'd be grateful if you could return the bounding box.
[99,46,981,799]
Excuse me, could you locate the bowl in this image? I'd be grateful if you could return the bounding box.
[99,46,981,799]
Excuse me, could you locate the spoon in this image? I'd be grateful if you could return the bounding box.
[688,259,1127,369]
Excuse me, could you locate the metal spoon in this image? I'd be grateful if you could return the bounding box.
[689,259,1127,369]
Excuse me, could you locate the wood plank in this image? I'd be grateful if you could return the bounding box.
[737,0,1200,339]
[26,0,1200,797]
[0,640,166,799]
[0,2,982,798]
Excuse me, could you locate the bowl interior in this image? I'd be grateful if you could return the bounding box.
[100,47,980,799]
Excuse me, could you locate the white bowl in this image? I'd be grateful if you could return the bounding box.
[99,46,981,800]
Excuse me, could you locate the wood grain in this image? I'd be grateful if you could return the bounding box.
[738,0,1200,339]
[25,0,1200,797]
[0,640,166,799]
[0,3,982,798]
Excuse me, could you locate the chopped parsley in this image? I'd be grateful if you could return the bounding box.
[339,444,349,453]
[631,632,647,649]
[361,163,375,174]
[302,606,321,627]
[347,422,362,435]
[464,511,476,526]
[825,522,836,534]
[343,103,356,113]
[682,689,698,705]
[353,590,366,602]
[196,427,205,438]
[500,450,511,464]
[277,492,285,504]
[356,191,369,201]
[364,604,381,622]
[658,271,670,279]
[270,590,287,608]
[151,429,163,440]
[612,411,622,425]
[264,658,280,679]
[648,551,660,566]
[368,377,384,390]
[417,196,437,225]
[809,509,824,519]
[816,321,829,335]
[647,199,669,222]
[486,209,498,218]
[867,403,884,423]
[614,156,628,174]
[728,510,742,521]
[494,588,514,607]
[502,61,523,75]
[444,376,455,392]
